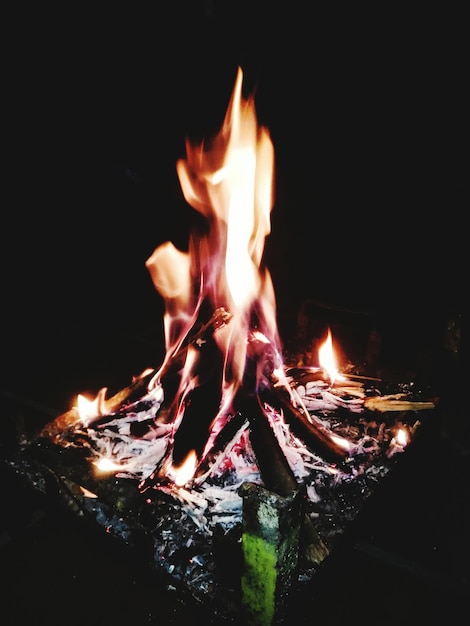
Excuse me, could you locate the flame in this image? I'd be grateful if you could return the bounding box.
[94,457,122,473]
[79,486,98,498]
[67,68,363,489]
[146,66,279,410]
[77,387,109,425]
[386,426,409,458]
[395,427,408,447]
[173,450,197,487]
[318,328,339,384]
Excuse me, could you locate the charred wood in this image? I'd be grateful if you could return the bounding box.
[236,391,329,564]
[39,371,154,442]
[261,384,349,464]
[192,411,248,485]
[171,352,224,466]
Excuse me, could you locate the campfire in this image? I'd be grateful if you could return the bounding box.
[8,67,437,624]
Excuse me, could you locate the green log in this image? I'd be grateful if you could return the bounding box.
[239,482,304,626]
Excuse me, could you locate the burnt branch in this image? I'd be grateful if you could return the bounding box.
[261,384,349,464]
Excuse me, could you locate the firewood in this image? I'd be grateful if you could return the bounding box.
[192,411,249,485]
[261,385,350,464]
[239,482,304,624]
[236,391,329,564]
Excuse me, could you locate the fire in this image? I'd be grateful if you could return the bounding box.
[69,67,352,483]
[77,388,109,425]
[318,328,339,384]
[173,450,198,487]
[386,426,409,458]
[395,427,408,447]
[34,65,430,594]
[146,67,280,447]
[95,457,122,473]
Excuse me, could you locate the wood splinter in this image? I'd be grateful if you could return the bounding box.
[364,394,436,413]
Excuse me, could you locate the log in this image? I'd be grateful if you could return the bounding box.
[235,391,329,564]
[261,385,349,464]
[239,482,304,625]
[39,370,154,442]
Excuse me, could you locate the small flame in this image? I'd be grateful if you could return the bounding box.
[173,450,197,487]
[395,427,408,447]
[95,457,122,473]
[386,427,409,458]
[318,328,339,384]
[77,387,108,425]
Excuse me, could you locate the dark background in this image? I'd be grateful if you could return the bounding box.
[4,3,465,397]
[1,5,467,624]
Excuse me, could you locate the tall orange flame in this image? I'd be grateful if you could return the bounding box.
[146,67,280,417]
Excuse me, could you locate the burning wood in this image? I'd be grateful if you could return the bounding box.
[107,65,352,497]
[260,383,350,464]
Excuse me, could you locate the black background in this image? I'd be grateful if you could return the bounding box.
[5,3,465,370]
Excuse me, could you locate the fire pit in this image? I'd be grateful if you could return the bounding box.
[3,67,438,624]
